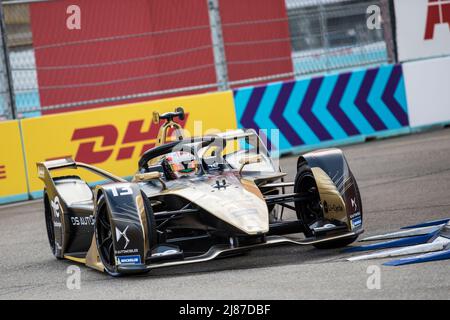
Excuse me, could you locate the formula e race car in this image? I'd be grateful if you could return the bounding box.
[37,107,363,276]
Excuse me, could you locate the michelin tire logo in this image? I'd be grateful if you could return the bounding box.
[351,216,362,229]
[117,255,141,265]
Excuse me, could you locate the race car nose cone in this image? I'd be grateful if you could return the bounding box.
[229,208,269,234]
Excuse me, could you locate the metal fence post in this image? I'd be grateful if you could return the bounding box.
[207,0,229,91]
[381,0,398,63]
[318,3,331,73]
[0,3,16,119]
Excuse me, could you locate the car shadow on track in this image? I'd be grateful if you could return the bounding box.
[126,244,348,280]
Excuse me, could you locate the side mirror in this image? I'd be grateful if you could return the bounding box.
[239,154,262,175]
[133,172,167,190]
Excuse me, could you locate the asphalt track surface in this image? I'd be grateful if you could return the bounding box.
[1,128,450,299]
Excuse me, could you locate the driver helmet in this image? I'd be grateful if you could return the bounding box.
[164,151,198,179]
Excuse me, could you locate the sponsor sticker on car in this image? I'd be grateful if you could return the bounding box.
[117,255,141,265]
[351,215,362,229]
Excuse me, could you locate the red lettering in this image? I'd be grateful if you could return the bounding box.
[122,114,189,144]
[71,125,118,164]
[425,0,450,40]
[116,146,135,160]
[57,114,190,164]
[0,165,6,179]
[122,120,160,144]
[120,113,189,159]
[140,143,155,156]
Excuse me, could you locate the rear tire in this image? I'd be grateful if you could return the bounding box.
[43,190,62,259]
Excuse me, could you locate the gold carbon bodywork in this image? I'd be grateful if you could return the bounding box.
[136,193,149,255]
[311,167,349,227]
[168,174,270,235]
[154,112,184,147]
[85,236,104,272]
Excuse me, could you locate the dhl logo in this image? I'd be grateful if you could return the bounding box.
[48,114,189,165]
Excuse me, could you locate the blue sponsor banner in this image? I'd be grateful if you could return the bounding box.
[351,216,362,229]
[233,64,410,154]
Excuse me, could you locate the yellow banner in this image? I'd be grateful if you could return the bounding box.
[0,120,28,203]
[21,91,238,195]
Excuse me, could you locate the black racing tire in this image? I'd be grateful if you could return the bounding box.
[294,163,322,238]
[294,163,359,249]
[95,194,121,277]
[43,190,62,259]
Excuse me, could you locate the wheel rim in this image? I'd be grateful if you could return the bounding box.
[96,203,115,270]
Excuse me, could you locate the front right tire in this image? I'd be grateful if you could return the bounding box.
[294,163,358,249]
[95,192,157,276]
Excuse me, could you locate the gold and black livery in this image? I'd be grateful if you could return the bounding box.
[37,107,363,276]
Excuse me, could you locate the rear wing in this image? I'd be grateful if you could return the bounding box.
[37,157,126,184]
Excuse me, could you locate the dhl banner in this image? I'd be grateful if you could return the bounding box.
[0,120,29,204]
[20,91,237,197]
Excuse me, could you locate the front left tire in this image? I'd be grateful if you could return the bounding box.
[95,194,121,276]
